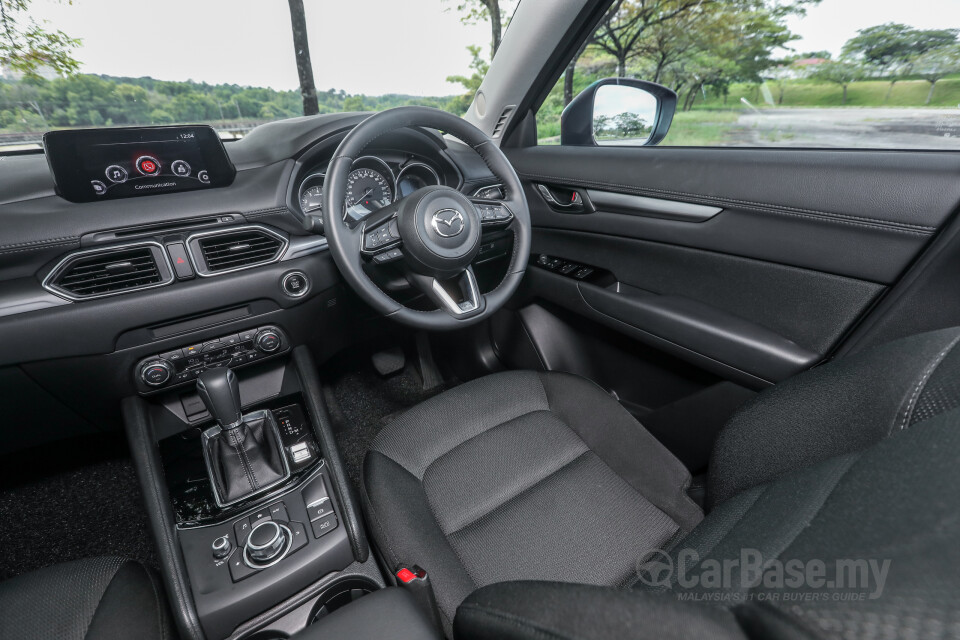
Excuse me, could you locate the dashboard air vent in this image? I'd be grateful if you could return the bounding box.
[47,244,171,300]
[191,227,286,275]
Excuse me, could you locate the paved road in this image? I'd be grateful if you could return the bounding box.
[731,107,960,149]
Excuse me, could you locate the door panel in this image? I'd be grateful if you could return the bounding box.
[496,145,960,468]
[509,147,960,283]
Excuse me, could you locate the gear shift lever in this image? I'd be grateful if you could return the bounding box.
[197,368,243,429]
[198,366,289,506]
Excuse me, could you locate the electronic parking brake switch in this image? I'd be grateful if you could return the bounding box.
[301,476,339,539]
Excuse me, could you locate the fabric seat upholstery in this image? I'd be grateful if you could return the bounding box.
[0,556,173,640]
[362,370,703,630]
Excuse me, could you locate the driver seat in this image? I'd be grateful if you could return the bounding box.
[362,327,960,635]
[362,369,704,628]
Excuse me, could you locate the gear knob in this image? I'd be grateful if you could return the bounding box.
[197,367,242,429]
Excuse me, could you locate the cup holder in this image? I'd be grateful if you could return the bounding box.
[308,577,379,624]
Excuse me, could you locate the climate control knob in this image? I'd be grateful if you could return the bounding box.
[140,360,172,387]
[244,520,289,565]
[256,329,282,353]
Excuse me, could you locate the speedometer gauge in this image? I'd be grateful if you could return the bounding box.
[345,168,392,214]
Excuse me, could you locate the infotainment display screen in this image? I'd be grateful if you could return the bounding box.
[43,125,236,203]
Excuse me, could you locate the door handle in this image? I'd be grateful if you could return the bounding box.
[535,183,591,213]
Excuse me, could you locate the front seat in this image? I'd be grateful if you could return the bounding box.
[0,556,172,639]
[362,326,960,634]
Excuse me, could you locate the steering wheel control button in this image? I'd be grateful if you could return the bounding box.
[105,165,128,183]
[165,242,195,280]
[256,329,282,353]
[372,248,403,264]
[171,160,191,177]
[211,535,232,560]
[135,156,161,176]
[140,361,172,386]
[311,514,339,539]
[281,271,310,298]
[478,204,512,223]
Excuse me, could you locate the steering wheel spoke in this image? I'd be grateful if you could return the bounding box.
[470,198,515,228]
[359,209,402,257]
[408,266,485,318]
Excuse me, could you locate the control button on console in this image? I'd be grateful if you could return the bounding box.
[288,521,309,552]
[140,360,172,387]
[311,514,338,539]
[256,329,281,353]
[306,499,334,522]
[228,549,257,582]
[268,502,289,522]
[238,329,257,342]
[301,476,329,510]
[245,520,288,565]
[159,348,184,363]
[212,535,232,560]
[233,517,252,546]
[251,507,272,525]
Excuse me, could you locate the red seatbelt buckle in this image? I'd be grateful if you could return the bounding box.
[394,565,442,632]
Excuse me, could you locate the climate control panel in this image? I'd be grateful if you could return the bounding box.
[134,325,288,392]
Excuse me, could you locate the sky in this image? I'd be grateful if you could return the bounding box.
[24,0,960,97]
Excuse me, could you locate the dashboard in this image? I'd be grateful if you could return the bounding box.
[0,113,505,445]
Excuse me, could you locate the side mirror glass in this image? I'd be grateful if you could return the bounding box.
[592,84,658,146]
[560,78,677,147]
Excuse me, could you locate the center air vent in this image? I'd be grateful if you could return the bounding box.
[188,226,287,276]
[45,243,173,300]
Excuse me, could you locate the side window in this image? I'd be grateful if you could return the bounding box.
[537,1,960,149]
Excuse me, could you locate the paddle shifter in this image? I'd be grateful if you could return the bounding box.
[198,367,290,507]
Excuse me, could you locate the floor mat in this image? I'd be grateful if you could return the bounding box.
[323,351,453,491]
[0,455,158,580]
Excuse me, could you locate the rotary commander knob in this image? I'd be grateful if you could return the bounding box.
[140,360,172,387]
[244,520,289,565]
[255,329,282,353]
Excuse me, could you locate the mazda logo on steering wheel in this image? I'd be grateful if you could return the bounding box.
[431,209,465,238]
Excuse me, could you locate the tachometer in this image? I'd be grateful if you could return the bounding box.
[300,185,324,213]
[345,168,392,214]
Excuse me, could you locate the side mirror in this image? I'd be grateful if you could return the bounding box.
[560,78,677,147]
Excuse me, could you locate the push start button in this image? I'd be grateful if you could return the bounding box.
[281,271,310,298]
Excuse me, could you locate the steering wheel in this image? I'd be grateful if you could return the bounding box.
[322,106,531,330]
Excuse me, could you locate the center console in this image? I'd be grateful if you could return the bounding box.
[124,340,385,640]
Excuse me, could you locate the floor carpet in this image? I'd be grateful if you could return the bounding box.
[322,351,453,491]
[0,439,158,580]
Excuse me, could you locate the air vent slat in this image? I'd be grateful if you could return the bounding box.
[196,229,284,273]
[50,246,166,299]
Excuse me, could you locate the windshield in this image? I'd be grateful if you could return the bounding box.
[0,0,516,152]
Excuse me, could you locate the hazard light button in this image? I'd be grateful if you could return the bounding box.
[166,242,195,280]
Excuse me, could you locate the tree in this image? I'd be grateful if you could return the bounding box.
[911,45,960,105]
[809,60,863,105]
[286,0,318,116]
[592,0,714,78]
[0,0,79,77]
[450,0,506,58]
[841,23,958,101]
[446,45,489,112]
